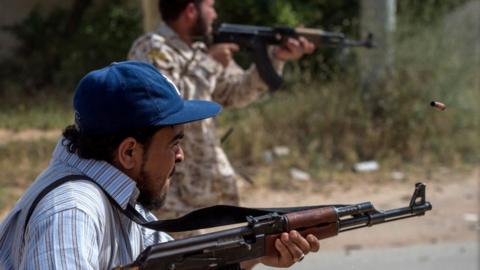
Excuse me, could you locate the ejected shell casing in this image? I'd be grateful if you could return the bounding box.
[430,101,446,110]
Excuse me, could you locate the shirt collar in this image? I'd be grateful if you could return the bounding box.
[51,137,140,209]
[156,23,206,59]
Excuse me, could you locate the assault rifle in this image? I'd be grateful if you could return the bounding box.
[212,23,375,90]
[113,183,431,270]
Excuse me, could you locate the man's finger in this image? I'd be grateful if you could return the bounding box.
[223,47,231,57]
[306,234,320,252]
[299,36,315,54]
[289,230,311,255]
[280,232,305,262]
[227,43,240,52]
[275,235,293,262]
[287,37,300,47]
[286,38,303,57]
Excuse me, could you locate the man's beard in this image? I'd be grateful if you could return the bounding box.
[136,164,173,211]
[137,173,167,211]
[190,10,209,40]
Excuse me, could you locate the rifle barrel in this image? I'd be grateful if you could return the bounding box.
[338,202,432,232]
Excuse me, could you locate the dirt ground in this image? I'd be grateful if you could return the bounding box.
[239,167,479,251]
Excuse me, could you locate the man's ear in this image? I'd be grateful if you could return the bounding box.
[113,137,142,171]
[184,2,199,22]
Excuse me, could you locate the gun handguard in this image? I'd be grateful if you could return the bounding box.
[212,23,375,90]
[264,206,338,256]
[113,183,431,270]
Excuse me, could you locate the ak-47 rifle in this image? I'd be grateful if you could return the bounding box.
[113,183,432,270]
[212,23,375,90]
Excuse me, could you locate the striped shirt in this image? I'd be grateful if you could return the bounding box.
[0,138,172,270]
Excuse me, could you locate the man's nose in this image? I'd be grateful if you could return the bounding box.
[175,146,184,163]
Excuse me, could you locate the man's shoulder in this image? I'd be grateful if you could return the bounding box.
[129,32,180,66]
[129,32,176,56]
[131,32,168,48]
[31,180,111,224]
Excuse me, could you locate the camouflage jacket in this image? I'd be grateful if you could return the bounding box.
[128,23,284,217]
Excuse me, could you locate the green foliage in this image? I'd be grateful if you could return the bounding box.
[216,0,358,30]
[0,0,142,93]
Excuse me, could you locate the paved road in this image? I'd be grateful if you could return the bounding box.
[256,241,478,270]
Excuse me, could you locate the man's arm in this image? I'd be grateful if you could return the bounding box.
[211,37,314,108]
[210,53,277,108]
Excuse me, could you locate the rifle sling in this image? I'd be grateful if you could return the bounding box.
[25,175,344,233]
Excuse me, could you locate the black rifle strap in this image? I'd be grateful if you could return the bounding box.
[25,175,345,233]
[23,174,150,234]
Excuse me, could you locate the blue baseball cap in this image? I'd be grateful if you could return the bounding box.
[73,61,221,134]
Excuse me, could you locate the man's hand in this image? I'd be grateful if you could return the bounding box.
[261,230,320,267]
[241,230,320,270]
[208,43,240,67]
[273,36,315,61]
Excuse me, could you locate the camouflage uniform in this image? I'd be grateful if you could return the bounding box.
[128,23,284,225]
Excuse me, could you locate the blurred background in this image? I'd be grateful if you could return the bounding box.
[0,0,478,269]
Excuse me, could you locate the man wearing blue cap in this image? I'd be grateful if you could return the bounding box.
[0,61,319,270]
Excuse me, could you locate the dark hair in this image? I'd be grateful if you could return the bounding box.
[158,0,202,22]
[62,125,162,163]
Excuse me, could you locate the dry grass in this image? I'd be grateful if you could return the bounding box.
[0,139,57,215]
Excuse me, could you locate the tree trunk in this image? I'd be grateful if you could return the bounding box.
[360,0,396,88]
[141,0,161,33]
